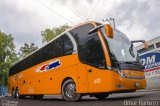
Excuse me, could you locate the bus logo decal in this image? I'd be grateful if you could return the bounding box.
[36,60,61,73]
[40,64,48,71]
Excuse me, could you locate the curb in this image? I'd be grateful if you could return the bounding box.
[137,89,160,92]
[0,96,4,98]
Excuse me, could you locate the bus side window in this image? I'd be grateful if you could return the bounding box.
[69,24,94,63]
[62,35,73,55]
[32,49,42,65]
[86,34,106,68]
[42,41,54,62]
[55,37,64,58]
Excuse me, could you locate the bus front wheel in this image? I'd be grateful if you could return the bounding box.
[62,79,82,101]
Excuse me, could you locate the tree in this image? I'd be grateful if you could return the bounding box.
[18,43,39,58]
[0,30,17,86]
[41,24,71,43]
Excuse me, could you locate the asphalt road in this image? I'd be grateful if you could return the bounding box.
[0,90,160,106]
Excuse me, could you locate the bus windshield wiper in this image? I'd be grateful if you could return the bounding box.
[119,61,139,65]
[119,61,144,69]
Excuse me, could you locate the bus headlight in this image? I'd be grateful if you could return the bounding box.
[116,68,126,78]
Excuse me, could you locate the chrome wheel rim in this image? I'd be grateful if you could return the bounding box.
[65,83,76,98]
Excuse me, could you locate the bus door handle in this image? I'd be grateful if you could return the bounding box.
[88,69,92,73]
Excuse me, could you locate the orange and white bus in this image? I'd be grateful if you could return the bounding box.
[8,21,147,101]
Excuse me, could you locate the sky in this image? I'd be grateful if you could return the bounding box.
[0,0,160,51]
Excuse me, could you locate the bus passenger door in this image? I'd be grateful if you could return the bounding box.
[86,34,107,92]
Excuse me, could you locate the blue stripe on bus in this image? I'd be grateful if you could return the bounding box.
[46,60,61,70]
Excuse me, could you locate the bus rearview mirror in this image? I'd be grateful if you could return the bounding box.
[131,40,149,49]
[88,24,113,39]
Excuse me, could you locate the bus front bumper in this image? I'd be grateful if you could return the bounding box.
[110,71,146,92]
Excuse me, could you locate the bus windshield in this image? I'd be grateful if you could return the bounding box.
[103,28,138,62]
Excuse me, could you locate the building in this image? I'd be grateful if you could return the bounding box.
[136,36,160,89]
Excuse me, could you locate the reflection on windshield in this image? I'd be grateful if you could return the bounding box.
[102,28,138,62]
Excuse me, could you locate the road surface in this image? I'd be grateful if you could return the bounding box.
[0,90,160,106]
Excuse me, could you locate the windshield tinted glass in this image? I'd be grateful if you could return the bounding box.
[102,28,138,62]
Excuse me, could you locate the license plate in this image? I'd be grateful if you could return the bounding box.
[135,82,140,87]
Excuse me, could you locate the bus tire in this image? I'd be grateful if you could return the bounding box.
[11,90,16,99]
[15,89,25,99]
[94,93,109,100]
[62,79,82,101]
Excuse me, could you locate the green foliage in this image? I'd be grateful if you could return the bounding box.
[18,43,39,58]
[41,24,71,43]
[0,30,17,86]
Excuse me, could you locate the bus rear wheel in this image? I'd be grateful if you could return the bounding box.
[94,93,109,100]
[62,79,82,101]
[11,89,15,98]
[14,89,25,99]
